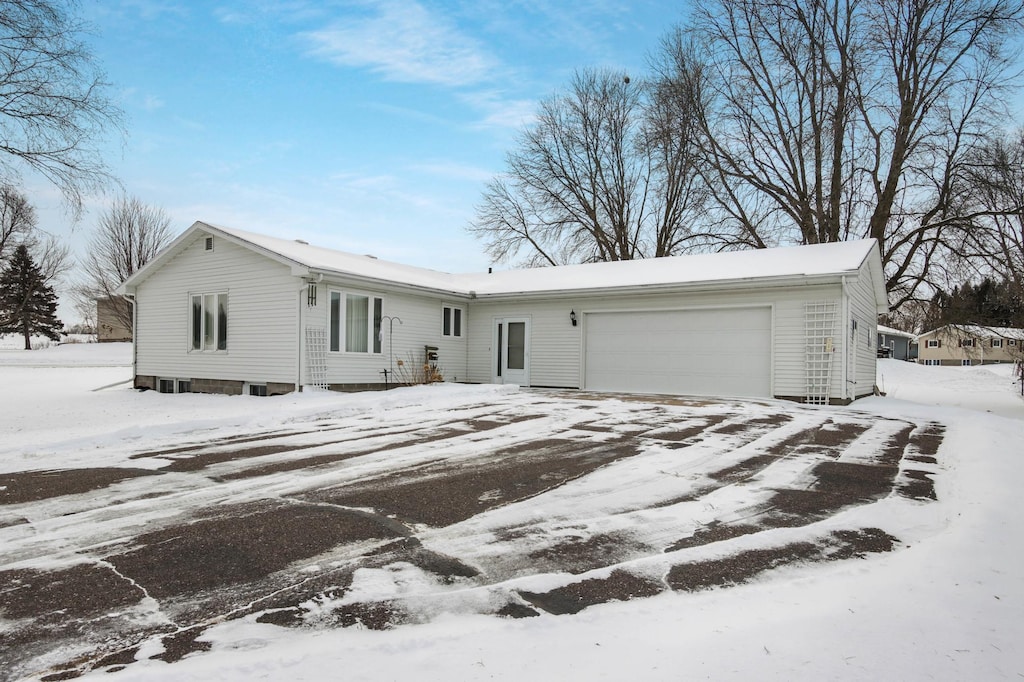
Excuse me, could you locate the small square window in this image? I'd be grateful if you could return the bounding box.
[158,378,175,394]
[1010,339,1017,346]
[927,339,939,348]
[177,380,191,393]
[961,359,972,366]
[248,384,268,397]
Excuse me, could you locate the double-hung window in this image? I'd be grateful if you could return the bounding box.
[190,293,228,351]
[442,305,463,338]
[330,291,383,353]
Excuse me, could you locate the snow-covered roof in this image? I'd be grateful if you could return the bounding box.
[917,324,1024,341]
[877,325,916,339]
[122,221,887,307]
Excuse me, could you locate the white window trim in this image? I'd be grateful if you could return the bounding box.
[442,304,465,339]
[189,292,228,352]
[158,377,191,393]
[927,339,939,348]
[991,338,1003,348]
[329,288,384,354]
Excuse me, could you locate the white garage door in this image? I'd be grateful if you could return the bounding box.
[584,307,772,397]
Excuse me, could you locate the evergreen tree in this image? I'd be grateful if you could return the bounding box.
[0,245,62,349]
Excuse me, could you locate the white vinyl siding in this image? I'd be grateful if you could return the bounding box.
[133,234,298,384]
[305,283,470,385]
[845,262,883,400]
[466,283,844,398]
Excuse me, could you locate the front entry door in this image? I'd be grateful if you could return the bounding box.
[494,318,530,386]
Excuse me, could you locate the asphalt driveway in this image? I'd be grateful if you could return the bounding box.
[0,390,943,681]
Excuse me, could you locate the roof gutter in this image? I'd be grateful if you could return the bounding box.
[305,268,474,300]
[468,271,855,303]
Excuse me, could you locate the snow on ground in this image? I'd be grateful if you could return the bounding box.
[876,356,1024,419]
[1,350,1023,681]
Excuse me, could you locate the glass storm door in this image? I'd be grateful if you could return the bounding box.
[494,318,529,386]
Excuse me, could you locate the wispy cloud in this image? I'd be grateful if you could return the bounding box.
[457,90,537,131]
[301,0,499,87]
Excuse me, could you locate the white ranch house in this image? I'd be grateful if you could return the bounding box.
[118,222,887,404]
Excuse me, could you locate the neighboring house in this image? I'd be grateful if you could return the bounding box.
[877,325,916,361]
[96,297,132,342]
[916,325,1024,366]
[117,222,888,404]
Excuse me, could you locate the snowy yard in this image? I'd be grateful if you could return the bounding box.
[1,342,1023,681]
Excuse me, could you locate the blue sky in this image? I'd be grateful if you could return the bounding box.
[27,0,686,321]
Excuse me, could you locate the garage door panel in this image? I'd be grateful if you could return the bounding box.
[584,308,771,397]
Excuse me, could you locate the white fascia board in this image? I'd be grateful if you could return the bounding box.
[308,268,474,300]
[469,272,849,302]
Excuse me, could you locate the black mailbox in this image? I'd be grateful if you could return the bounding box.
[425,345,439,362]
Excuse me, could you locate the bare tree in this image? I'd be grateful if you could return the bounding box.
[75,196,172,331]
[960,129,1024,299]
[470,68,712,266]
[0,183,36,261]
[660,0,1024,309]
[0,0,123,215]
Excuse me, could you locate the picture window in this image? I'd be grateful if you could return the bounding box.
[330,290,383,353]
[190,293,227,351]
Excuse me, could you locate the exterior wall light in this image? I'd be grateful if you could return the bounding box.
[570,310,577,326]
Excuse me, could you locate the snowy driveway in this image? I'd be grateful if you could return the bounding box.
[0,388,943,681]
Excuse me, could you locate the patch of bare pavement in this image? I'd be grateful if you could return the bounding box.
[0,392,944,681]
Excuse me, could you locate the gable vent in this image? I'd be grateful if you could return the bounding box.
[204,236,214,251]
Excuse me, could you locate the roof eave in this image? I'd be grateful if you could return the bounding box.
[307,267,473,300]
[471,271,854,301]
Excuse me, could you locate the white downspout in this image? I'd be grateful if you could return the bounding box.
[296,281,307,392]
[840,276,850,403]
[122,293,137,387]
